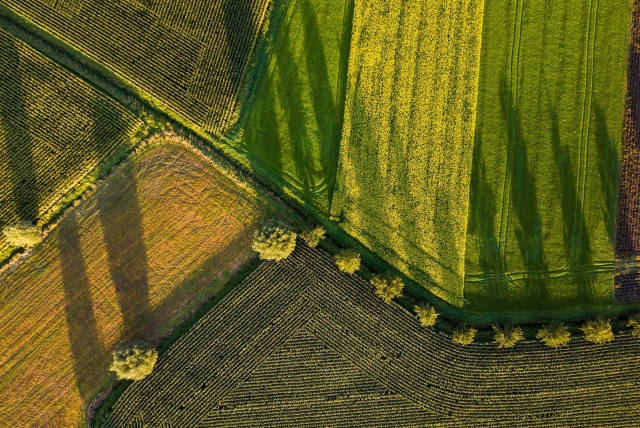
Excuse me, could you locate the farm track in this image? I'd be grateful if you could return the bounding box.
[104,243,640,427]
[615,0,640,303]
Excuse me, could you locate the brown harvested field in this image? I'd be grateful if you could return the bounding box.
[615,0,640,303]
[0,138,267,427]
[102,243,640,427]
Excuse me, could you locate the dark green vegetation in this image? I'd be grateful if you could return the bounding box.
[1,0,271,135]
[98,244,640,427]
[465,0,629,311]
[238,0,353,210]
[0,27,140,263]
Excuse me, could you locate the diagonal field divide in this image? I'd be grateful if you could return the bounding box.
[103,243,640,427]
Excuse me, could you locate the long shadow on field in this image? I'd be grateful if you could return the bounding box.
[500,78,550,303]
[59,212,104,401]
[594,105,620,247]
[0,37,38,224]
[93,101,150,336]
[467,133,505,299]
[549,108,593,301]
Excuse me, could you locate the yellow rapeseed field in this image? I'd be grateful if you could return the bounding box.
[331,0,485,306]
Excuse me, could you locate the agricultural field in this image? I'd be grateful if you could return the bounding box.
[238,0,353,210]
[0,0,271,135]
[615,0,640,304]
[0,27,141,264]
[330,0,485,306]
[0,139,268,427]
[99,243,640,427]
[465,0,629,311]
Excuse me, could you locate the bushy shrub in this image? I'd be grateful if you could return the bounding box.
[252,220,297,261]
[299,226,326,248]
[334,249,361,274]
[414,303,438,328]
[370,274,404,303]
[2,221,42,248]
[492,324,524,348]
[452,325,476,346]
[581,316,614,344]
[110,342,158,381]
[536,321,571,348]
[627,314,640,338]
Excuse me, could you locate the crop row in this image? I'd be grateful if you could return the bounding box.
[0,28,139,255]
[103,243,640,427]
[4,0,270,135]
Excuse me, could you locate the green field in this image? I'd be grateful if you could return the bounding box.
[1,0,271,135]
[98,244,640,427]
[0,27,140,263]
[238,0,353,210]
[330,0,485,306]
[464,0,629,311]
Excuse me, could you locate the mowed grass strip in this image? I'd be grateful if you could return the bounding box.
[330,0,485,306]
[465,0,629,311]
[238,0,353,210]
[0,28,141,263]
[0,140,267,427]
[1,0,270,135]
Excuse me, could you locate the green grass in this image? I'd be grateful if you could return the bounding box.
[464,0,629,311]
[238,0,353,211]
[330,0,486,307]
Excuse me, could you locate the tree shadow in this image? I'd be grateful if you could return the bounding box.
[467,133,505,300]
[548,108,593,301]
[93,100,150,336]
[593,105,620,248]
[0,37,37,223]
[58,212,104,400]
[500,77,550,302]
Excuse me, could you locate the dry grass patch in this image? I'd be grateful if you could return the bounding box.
[0,140,267,427]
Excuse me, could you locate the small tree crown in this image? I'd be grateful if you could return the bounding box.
[370,274,404,303]
[628,314,640,338]
[334,249,361,274]
[252,219,297,261]
[300,226,326,248]
[492,324,524,348]
[536,321,571,348]
[414,303,438,328]
[452,325,477,346]
[110,342,158,381]
[581,316,614,344]
[2,221,42,248]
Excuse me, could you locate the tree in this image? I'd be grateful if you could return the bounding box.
[581,316,614,344]
[492,324,524,348]
[300,226,326,248]
[252,220,297,261]
[452,325,476,346]
[627,314,640,338]
[414,303,438,328]
[2,221,42,248]
[370,274,404,303]
[110,342,158,381]
[536,321,571,348]
[334,249,361,274]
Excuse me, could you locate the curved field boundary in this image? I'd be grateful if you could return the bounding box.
[101,243,640,427]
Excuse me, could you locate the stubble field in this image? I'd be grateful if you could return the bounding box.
[0,140,267,427]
